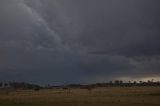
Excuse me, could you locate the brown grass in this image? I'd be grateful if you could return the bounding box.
[0,87,160,106]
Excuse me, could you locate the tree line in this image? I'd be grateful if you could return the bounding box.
[0,82,42,90]
[0,80,160,90]
[65,80,160,89]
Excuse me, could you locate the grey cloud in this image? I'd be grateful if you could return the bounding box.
[0,0,160,84]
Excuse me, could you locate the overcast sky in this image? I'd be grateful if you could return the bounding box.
[0,0,160,84]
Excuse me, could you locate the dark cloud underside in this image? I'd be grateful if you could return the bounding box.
[0,0,160,84]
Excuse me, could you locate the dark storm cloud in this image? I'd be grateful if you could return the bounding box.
[75,0,160,57]
[0,0,160,84]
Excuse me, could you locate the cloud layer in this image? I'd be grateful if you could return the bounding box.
[0,0,160,84]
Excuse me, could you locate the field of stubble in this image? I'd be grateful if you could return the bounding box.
[0,87,160,106]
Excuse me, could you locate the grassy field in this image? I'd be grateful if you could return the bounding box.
[0,87,160,106]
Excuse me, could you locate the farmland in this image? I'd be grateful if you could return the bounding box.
[0,87,160,106]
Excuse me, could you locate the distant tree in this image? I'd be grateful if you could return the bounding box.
[128,81,131,84]
[4,83,8,88]
[139,81,143,84]
[119,80,123,84]
[0,82,3,88]
[147,80,155,86]
[115,80,120,85]
[147,80,151,83]
[109,81,113,84]
[6,82,42,90]
[109,81,113,86]
[133,81,137,85]
[34,87,41,91]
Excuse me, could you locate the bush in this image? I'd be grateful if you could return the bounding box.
[34,88,41,91]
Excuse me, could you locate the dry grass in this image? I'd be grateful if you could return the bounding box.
[0,87,160,106]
